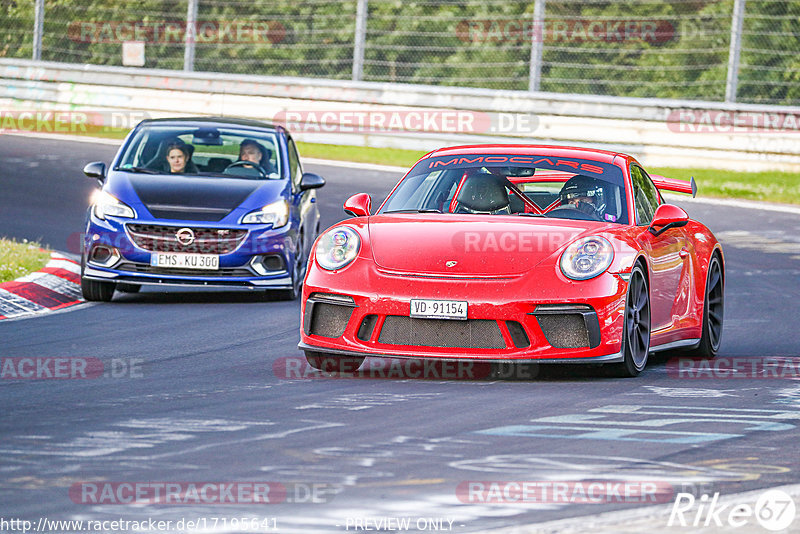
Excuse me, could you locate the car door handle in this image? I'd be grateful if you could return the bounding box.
[679,248,690,258]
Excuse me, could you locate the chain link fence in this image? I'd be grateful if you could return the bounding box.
[2,0,798,105]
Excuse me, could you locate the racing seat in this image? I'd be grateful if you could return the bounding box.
[144,139,199,174]
[453,171,511,214]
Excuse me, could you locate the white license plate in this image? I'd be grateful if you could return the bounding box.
[410,299,467,320]
[150,253,219,270]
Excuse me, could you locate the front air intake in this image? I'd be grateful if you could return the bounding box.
[377,317,505,349]
[303,294,356,338]
[531,305,601,349]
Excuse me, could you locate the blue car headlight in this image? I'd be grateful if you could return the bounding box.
[560,236,614,280]
[315,226,361,271]
[241,199,289,228]
[92,191,135,220]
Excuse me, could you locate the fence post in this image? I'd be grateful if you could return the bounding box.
[32,0,44,61]
[528,0,546,92]
[184,0,199,72]
[725,0,746,103]
[352,0,368,81]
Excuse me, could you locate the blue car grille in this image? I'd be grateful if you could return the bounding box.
[126,224,247,254]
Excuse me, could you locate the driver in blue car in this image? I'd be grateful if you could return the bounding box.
[239,139,269,167]
[223,139,274,177]
[559,175,615,222]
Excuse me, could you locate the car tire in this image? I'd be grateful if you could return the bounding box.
[305,350,365,373]
[116,283,141,293]
[275,245,304,301]
[613,263,650,377]
[80,249,116,302]
[81,277,116,302]
[686,254,724,358]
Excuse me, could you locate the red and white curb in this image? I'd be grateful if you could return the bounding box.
[0,253,83,320]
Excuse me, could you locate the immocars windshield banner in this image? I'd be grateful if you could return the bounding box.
[411,154,625,186]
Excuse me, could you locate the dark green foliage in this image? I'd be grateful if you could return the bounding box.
[0,0,796,104]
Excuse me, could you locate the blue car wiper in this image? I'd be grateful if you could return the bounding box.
[120,166,160,174]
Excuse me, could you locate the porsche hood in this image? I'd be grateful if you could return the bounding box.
[367,214,613,276]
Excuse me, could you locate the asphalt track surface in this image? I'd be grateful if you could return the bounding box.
[1,134,800,533]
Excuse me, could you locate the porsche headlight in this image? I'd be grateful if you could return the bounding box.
[315,226,361,271]
[560,236,614,280]
[92,190,135,220]
[242,199,289,227]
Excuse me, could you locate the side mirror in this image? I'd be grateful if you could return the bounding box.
[299,172,325,191]
[83,162,107,185]
[344,193,372,217]
[649,204,689,236]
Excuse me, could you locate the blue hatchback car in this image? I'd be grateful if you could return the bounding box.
[80,117,324,301]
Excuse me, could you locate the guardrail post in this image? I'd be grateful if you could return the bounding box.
[725,0,746,103]
[528,0,546,92]
[352,0,368,81]
[32,0,44,61]
[184,0,199,72]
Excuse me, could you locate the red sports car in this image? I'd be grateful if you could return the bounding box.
[298,145,724,377]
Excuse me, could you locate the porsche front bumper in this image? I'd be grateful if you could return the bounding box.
[299,264,629,363]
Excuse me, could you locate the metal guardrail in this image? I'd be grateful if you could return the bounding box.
[1,58,799,172]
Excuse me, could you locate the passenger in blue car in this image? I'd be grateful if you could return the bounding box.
[166,142,192,174]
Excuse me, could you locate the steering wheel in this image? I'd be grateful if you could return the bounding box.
[224,160,268,178]
[545,204,604,221]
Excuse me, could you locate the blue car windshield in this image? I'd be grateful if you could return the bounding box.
[116,125,282,179]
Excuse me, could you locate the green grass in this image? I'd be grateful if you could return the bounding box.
[651,167,800,205]
[27,116,800,205]
[0,238,51,283]
[296,142,800,205]
[73,127,129,140]
[297,142,427,168]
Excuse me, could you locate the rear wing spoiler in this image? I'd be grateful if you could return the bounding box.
[650,175,697,197]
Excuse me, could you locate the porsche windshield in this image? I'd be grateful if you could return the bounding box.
[116,125,282,179]
[380,162,629,224]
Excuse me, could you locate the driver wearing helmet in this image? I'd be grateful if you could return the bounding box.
[558,175,609,220]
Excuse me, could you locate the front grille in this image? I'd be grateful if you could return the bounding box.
[377,316,505,349]
[116,262,252,277]
[535,314,590,348]
[306,302,353,338]
[126,224,247,253]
